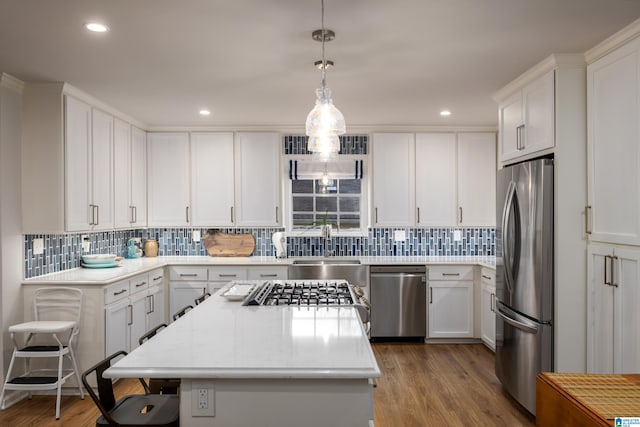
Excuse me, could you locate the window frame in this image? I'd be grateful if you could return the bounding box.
[283,154,369,237]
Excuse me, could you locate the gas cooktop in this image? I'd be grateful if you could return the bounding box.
[241,280,355,307]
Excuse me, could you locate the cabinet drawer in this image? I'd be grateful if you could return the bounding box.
[480,267,496,284]
[169,266,208,281]
[104,280,131,305]
[428,265,473,281]
[247,266,287,280]
[129,273,150,294]
[149,268,165,286]
[209,267,247,281]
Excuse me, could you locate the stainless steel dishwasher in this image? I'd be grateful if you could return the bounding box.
[370,265,426,339]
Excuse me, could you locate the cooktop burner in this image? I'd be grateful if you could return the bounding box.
[242,280,355,307]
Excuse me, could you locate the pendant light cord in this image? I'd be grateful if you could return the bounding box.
[321,0,326,90]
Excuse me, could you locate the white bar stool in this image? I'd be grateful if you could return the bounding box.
[0,287,84,419]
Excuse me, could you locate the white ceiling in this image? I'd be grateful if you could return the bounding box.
[1,0,639,129]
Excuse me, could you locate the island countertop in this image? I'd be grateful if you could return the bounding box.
[105,291,381,380]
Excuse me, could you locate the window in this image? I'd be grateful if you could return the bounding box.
[291,178,362,231]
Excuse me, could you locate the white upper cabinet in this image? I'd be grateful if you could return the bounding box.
[65,98,114,231]
[147,132,191,227]
[234,132,281,226]
[64,96,92,232]
[415,133,457,226]
[372,133,416,227]
[587,36,640,245]
[457,133,496,226]
[191,132,235,226]
[114,118,132,228]
[114,122,147,228]
[130,126,147,227]
[498,70,555,164]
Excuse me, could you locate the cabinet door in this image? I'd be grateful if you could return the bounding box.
[65,96,92,232]
[147,132,190,226]
[147,285,166,328]
[587,245,640,374]
[191,132,235,226]
[169,283,207,321]
[457,133,496,226]
[522,70,555,154]
[129,292,147,352]
[91,108,114,230]
[130,126,147,227]
[105,299,130,356]
[587,38,640,245]
[498,91,523,162]
[372,133,415,226]
[114,118,132,228]
[415,133,457,226]
[428,281,474,338]
[234,132,281,226]
[480,281,496,350]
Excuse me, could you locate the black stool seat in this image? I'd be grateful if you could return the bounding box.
[96,394,179,427]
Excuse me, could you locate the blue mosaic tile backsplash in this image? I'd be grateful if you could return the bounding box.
[24,227,494,278]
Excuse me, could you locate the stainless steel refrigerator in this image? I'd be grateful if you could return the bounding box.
[495,157,554,415]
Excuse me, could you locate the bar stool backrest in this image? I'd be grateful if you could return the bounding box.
[34,287,83,327]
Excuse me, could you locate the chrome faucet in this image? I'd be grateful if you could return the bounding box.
[321,224,332,257]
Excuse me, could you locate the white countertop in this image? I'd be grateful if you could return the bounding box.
[105,292,381,380]
[23,255,495,286]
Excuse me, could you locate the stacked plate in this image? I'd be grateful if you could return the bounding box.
[81,254,123,268]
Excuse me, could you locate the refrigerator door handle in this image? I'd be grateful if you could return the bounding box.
[501,181,520,294]
[496,303,539,335]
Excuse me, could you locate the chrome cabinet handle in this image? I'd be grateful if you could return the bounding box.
[231,206,234,223]
[458,207,463,224]
[127,304,133,326]
[217,274,237,278]
[611,255,618,287]
[113,289,127,296]
[153,275,163,281]
[585,205,592,235]
[260,273,278,278]
[133,206,137,223]
[429,287,433,304]
[442,273,461,277]
[516,124,526,150]
[135,281,147,288]
[179,273,198,277]
[417,207,420,224]
[604,255,611,286]
[186,206,190,223]
[375,207,378,224]
[95,205,99,225]
[490,293,496,312]
[482,274,492,280]
[275,206,279,223]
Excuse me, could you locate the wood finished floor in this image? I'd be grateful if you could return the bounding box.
[0,343,535,426]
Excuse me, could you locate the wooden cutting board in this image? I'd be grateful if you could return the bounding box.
[203,230,256,257]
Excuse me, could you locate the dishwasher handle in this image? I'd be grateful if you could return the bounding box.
[370,265,426,274]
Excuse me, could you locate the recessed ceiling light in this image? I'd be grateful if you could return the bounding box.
[84,22,109,33]
[440,110,452,116]
[199,109,211,116]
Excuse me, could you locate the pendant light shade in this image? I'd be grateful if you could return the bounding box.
[305,0,345,157]
[305,87,346,137]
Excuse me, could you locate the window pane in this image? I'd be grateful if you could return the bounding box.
[340,179,361,194]
[292,180,314,194]
[293,196,314,212]
[339,197,360,212]
[293,214,315,227]
[316,197,337,212]
[316,181,337,194]
[339,215,360,229]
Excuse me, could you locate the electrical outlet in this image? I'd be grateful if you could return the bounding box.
[394,230,406,242]
[453,230,462,241]
[33,238,44,255]
[191,382,215,417]
[81,235,90,252]
[192,230,201,242]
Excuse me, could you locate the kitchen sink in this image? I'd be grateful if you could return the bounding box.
[288,260,369,287]
[292,259,361,265]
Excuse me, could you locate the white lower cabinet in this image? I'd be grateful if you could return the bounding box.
[587,244,640,374]
[105,269,167,356]
[427,266,474,338]
[479,267,496,350]
[169,266,208,318]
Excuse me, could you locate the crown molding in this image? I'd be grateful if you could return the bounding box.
[585,18,640,64]
[0,73,25,93]
[146,124,497,133]
[493,53,585,102]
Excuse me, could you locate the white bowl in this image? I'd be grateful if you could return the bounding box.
[82,254,117,264]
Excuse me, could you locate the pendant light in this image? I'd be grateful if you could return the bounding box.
[305,0,345,157]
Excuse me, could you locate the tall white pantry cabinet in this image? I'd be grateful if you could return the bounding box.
[585,27,640,374]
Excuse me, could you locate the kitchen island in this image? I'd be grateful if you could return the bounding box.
[105,289,380,427]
